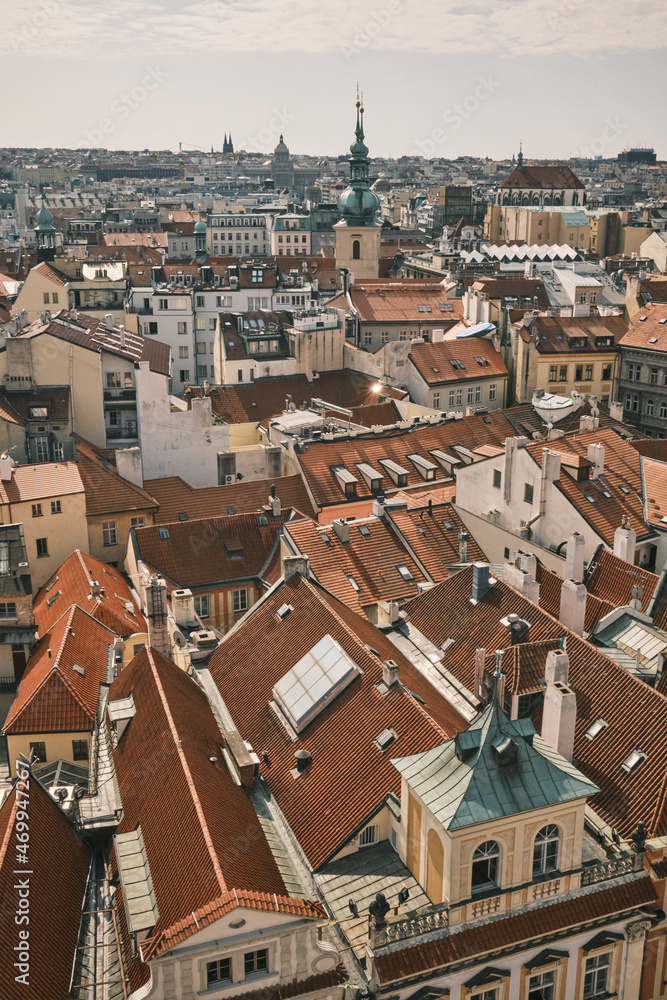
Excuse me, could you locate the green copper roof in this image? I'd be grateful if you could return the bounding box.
[336,99,380,228]
[34,203,55,232]
[392,695,599,830]
[194,217,207,233]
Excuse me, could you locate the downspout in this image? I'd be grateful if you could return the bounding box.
[524,448,549,529]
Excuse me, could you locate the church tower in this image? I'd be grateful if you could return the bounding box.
[334,95,381,280]
[34,201,56,263]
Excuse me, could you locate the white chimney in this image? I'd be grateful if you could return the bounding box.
[587,443,605,480]
[172,588,196,627]
[332,518,350,544]
[105,312,114,331]
[459,531,469,563]
[544,649,570,685]
[613,519,636,563]
[282,554,309,582]
[90,580,100,597]
[0,454,15,482]
[564,532,585,584]
[268,495,281,518]
[542,680,577,762]
[382,659,400,687]
[559,578,587,636]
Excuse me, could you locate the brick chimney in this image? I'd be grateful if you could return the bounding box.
[282,554,309,582]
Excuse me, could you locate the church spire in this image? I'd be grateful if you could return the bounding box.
[517,141,524,169]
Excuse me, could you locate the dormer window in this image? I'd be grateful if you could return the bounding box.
[471,840,500,894]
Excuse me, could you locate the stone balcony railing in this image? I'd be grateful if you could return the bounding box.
[371,902,449,948]
[580,852,645,886]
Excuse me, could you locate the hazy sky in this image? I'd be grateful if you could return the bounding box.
[4,0,665,160]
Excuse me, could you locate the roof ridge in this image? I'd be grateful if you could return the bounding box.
[145,647,228,896]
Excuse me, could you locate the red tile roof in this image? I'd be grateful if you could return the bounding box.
[34,549,146,638]
[530,315,627,355]
[376,874,656,984]
[32,259,70,286]
[215,967,347,1000]
[144,473,315,523]
[642,457,667,527]
[405,567,667,839]
[0,461,83,505]
[344,286,463,325]
[386,503,485,582]
[75,437,158,516]
[3,605,116,735]
[0,776,90,1000]
[536,563,613,634]
[284,516,428,614]
[133,511,282,589]
[498,165,584,190]
[296,410,516,510]
[631,438,667,462]
[620,303,667,351]
[109,647,322,971]
[208,574,467,869]
[585,548,658,614]
[409,338,507,386]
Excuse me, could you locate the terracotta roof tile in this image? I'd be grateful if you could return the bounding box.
[498,165,584,190]
[213,966,348,1000]
[0,460,83,505]
[75,437,158,516]
[585,548,658,613]
[34,549,146,638]
[409,338,507,385]
[208,575,467,869]
[345,286,463,325]
[3,605,116,734]
[0,386,70,425]
[0,776,90,999]
[530,315,627,354]
[145,474,315,523]
[620,302,667,351]
[376,875,655,983]
[642,456,667,527]
[387,503,485,582]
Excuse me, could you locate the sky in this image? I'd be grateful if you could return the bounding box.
[4,0,666,160]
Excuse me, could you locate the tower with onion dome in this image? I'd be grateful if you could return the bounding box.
[334,93,381,280]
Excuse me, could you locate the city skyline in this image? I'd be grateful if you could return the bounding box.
[3,0,666,159]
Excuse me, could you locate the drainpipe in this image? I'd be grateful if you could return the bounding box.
[524,447,550,530]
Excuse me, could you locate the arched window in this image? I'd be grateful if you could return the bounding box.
[533,825,560,876]
[352,239,360,260]
[471,840,500,894]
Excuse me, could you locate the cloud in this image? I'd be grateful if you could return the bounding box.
[3,0,667,60]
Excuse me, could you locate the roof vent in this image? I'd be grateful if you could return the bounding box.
[471,562,491,602]
[375,727,397,751]
[294,748,312,773]
[73,664,85,676]
[276,603,293,620]
[584,717,608,740]
[621,748,647,774]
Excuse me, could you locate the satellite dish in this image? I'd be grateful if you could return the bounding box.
[173,630,187,649]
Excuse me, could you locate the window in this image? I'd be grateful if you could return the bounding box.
[30,741,46,763]
[72,740,88,761]
[0,602,17,618]
[43,292,50,304]
[124,371,133,388]
[475,385,482,403]
[109,411,120,426]
[233,588,248,613]
[650,367,659,385]
[559,365,567,381]
[196,342,207,354]
[647,399,654,416]
[106,372,121,388]
[29,406,48,418]
[524,483,534,504]
[528,970,555,1000]
[359,824,378,847]
[179,370,190,383]
[449,389,456,407]
[575,365,583,381]
[244,950,268,976]
[52,442,64,461]
[533,825,559,876]
[131,517,144,529]
[601,364,612,381]
[585,365,593,381]
[549,365,558,382]
[662,404,667,420]
[147,321,158,334]
[468,386,474,404]
[207,958,231,986]
[493,469,502,489]
[432,392,440,408]
[397,564,414,582]
[196,365,207,378]
[51,500,62,514]
[32,503,42,517]
[583,952,610,998]
[158,298,168,310]
[627,363,641,381]
[194,594,210,618]
[196,295,205,307]
[456,388,462,405]
[36,538,48,558]
[179,346,189,358]
[352,240,360,259]
[177,321,188,335]
[489,384,496,401]
[381,331,389,345]
[471,840,500,893]
[102,521,117,547]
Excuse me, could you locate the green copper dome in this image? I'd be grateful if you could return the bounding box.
[274,135,289,155]
[34,203,55,232]
[336,100,380,227]
[194,217,207,234]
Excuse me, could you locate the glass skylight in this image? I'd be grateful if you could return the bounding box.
[273,634,360,734]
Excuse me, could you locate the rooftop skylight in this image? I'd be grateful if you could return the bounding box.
[273,634,360,734]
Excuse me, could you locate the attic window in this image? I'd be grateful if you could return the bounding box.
[73,664,85,676]
[585,495,596,504]
[358,525,371,538]
[46,589,61,607]
[273,633,360,734]
[440,303,453,312]
[45,575,59,593]
[276,603,293,620]
[442,520,453,530]
[639,316,647,322]
[660,319,667,326]
[322,533,331,545]
[226,506,237,514]
[379,458,409,486]
[475,356,490,367]
[418,304,432,312]
[601,490,612,499]
[620,486,630,494]
[223,537,244,560]
[621,748,647,774]
[397,564,414,582]
[258,513,268,526]
[431,367,440,373]
[375,727,397,751]
[450,359,465,370]
[348,575,360,592]
[584,717,608,740]
[408,453,437,480]
[178,511,188,521]
[649,338,658,344]
[158,527,170,540]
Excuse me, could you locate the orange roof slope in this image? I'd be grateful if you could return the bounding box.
[410,337,507,385]
[498,164,584,190]
[585,548,658,614]
[0,461,83,505]
[387,502,485,582]
[405,566,667,839]
[208,574,467,869]
[284,517,428,614]
[109,647,321,974]
[346,285,462,325]
[145,473,315,523]
[75,437,158,516]
[133,511,282,589]
[34,550,147,638]
[620,302,667,351]
[643,456,667,527]
[3,606,116,735]
[0,778,90,999]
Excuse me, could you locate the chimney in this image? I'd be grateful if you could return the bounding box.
[295,748,312,773]
[172,588,196,626]
[105,312,114,331]
[471,562,491,602]
[559,578,587,636]
[382,659,400,688]
[115,447,143,489]
[474,647,486,698]
[282,554,309,582]
[204,379,211,396]
[145,575,170,658]
[630,583,643,611]
[268,495,281,518]
[90,580,100,596]
[332,518,350,544]
[613,518,636,563]
[545,649,570,685]
[458,530,469,563]
[609,401,624,422]
[587,442,605,480]
[0,454,15,482]
[502,554,540,604]
[564,532,585,584]
[118,325,126,348]
[542,680,577,762]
